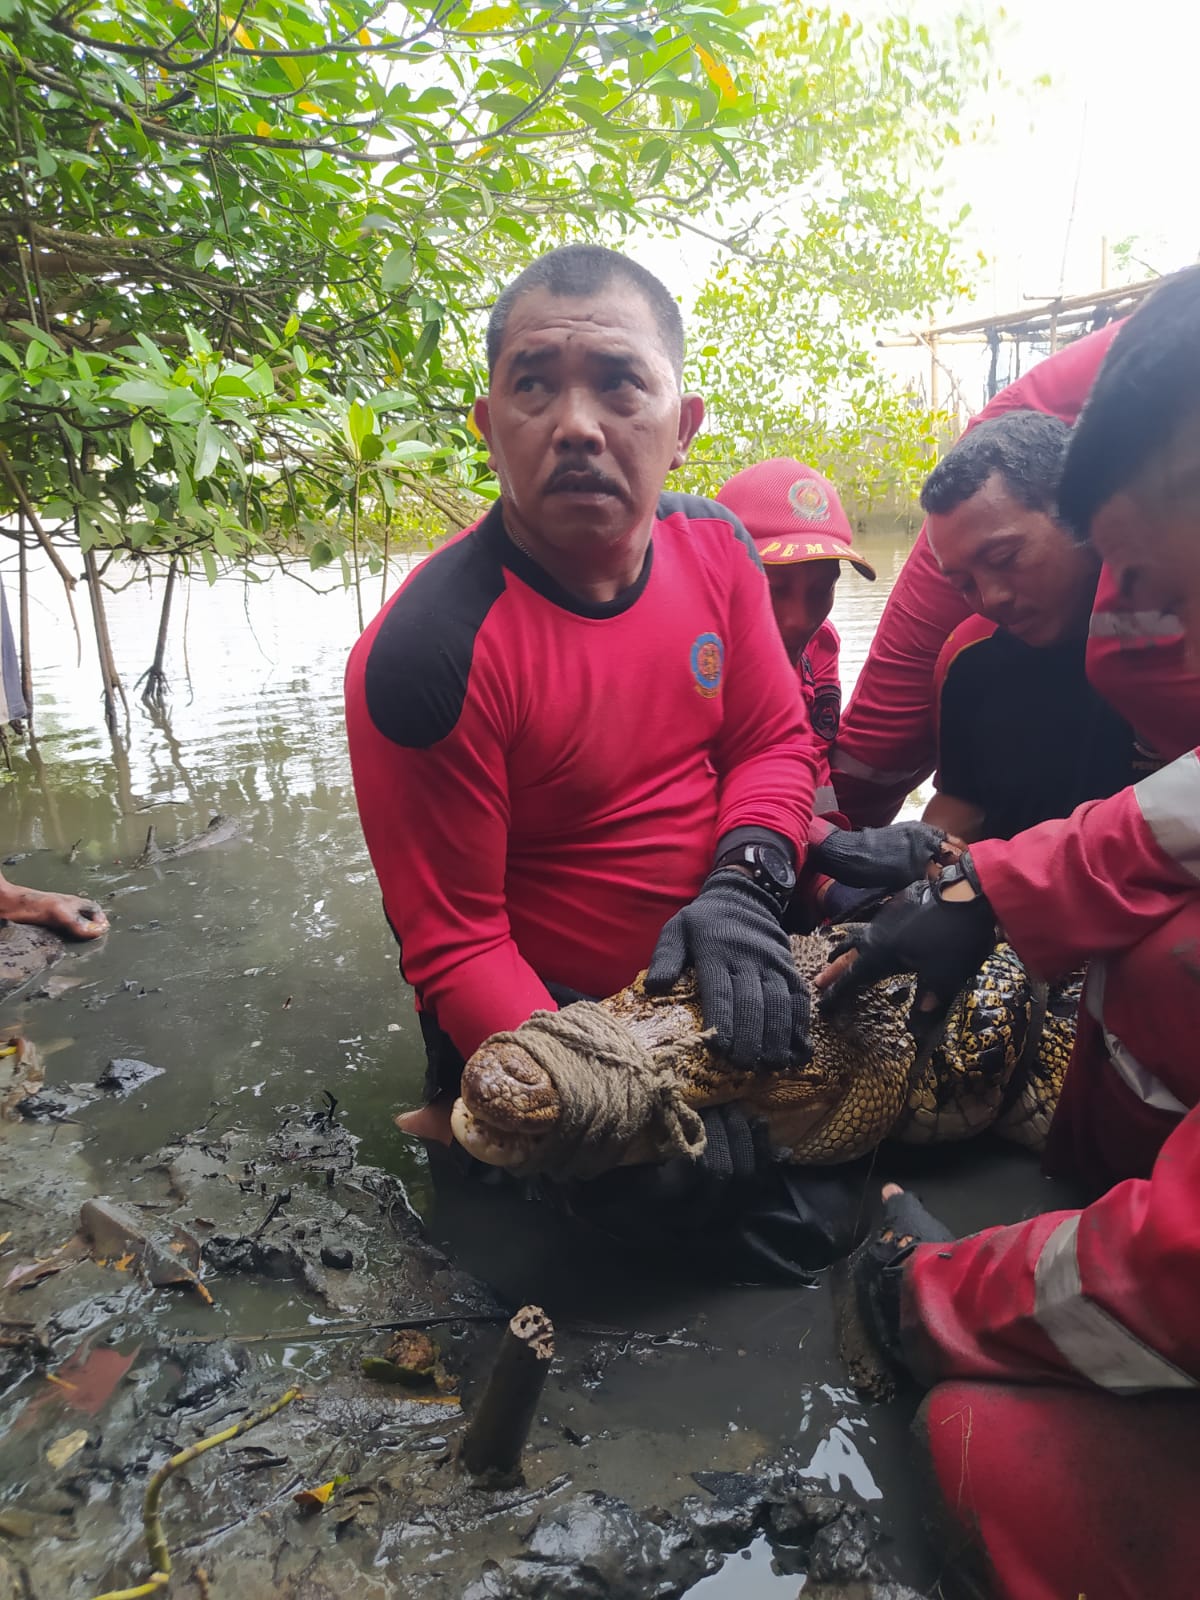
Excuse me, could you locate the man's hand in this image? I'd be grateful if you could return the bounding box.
[645,871,812,1071]
[809,821,949,890]
[815,856,995,1037]
[849,1182,955,1376]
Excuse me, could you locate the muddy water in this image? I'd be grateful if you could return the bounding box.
[0,533,1079,1596]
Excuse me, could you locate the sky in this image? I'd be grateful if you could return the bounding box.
[643,0,1199,415]
[944,0,1199,317]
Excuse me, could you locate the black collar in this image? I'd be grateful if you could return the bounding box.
[476,499,653,620]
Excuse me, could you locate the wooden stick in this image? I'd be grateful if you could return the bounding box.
[459,1304,554,1483]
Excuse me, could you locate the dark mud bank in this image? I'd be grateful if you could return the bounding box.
[2,1099,924,1600]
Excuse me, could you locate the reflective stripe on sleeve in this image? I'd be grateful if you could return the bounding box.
[1133,750,1200,882]
[829,750,923,787]
[813,784,838,815]
[1089,608,1184,642]
[1084,964,1188,1114]
[1033,1215,1198,1392]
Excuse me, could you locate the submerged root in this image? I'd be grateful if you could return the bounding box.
[89,1386,301,1600]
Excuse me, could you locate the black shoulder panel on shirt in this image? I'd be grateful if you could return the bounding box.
[363,507,507,750]
[658,490,764,572]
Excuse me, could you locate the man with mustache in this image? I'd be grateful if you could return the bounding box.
[347,245,882,1267]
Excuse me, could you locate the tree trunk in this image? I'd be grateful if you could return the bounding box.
[83,548,126,732]
[17,516,31,720]
[139,557,178,705]
[459,1305,555,1483]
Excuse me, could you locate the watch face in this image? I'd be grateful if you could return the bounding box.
[758,843,796,891]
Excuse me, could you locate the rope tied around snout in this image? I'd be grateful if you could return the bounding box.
[483,1002,711,1182]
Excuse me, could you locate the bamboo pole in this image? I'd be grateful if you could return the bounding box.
[460,1304,555,1483]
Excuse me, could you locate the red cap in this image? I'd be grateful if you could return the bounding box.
[716,459,876,580]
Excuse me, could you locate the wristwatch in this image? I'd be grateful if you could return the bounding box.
[713,840,797,911]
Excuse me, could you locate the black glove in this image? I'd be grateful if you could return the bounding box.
[645,870,812,1072]
[819,880,893,924]
[849,1188,955,1374]
[819,856,995,1038]
[809,821,946,889]
[697,1103,773,1182]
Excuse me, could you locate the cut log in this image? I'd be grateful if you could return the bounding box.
[459,1304,554,1483]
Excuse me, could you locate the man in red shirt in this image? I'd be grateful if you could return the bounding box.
[825,268,1200,1600]
[921,411,1140,843]
[830,321,1127,825]
[716,458,877,815]
[716,458,946,921]
[348,246,840,1272]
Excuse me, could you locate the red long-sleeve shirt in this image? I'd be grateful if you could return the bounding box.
[831,321,1128,826]
[345,495,819,1059]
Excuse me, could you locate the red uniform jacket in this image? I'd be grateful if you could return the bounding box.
[831,322,1127,826]
[904,1100,1200,1396]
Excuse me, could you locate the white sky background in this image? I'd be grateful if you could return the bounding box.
[640,0,1200,414]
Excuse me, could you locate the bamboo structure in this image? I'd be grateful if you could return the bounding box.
[880,273,1164,409]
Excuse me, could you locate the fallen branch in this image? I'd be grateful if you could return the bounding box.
[460,1304,554,1483]
[90,1386,301,1600]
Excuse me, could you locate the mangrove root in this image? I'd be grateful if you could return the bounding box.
[89,1386,300,1600]
[459,1304,554,1484]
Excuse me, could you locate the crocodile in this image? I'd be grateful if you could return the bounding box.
[450,932,1080,1177]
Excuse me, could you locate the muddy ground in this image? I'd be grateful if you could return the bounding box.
[0,920,1079,1600]
[0,560,1083,1599]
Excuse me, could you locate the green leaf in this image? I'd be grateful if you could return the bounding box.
[387,438,437,459]
[194,416,223,480]
[194,239,216,269]
[200,549,218,585]
[112,379,172,407]
[346,399,375,453]
[130,417,154,468]
[381,245,413,292]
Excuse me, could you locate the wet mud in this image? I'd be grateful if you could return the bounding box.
[1,1079,945,1600]
[0,557,1085,1598]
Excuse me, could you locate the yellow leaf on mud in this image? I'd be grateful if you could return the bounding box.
[113,1252,135,1271]
[405,1392,460,1407]
[695,46,737,105]
[293,1475,347,1514]
[46,1429,88,1469]
[0,1231,11,1246]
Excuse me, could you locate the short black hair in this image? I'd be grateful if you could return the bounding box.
[1058,266,1200,539]
[485,244,685,381]
[920,410,1071,518]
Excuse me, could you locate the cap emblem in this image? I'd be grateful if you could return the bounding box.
[788,479,829,523]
